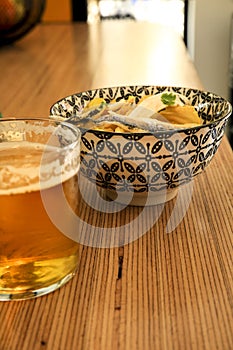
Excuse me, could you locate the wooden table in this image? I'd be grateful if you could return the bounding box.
[0,22,232,350]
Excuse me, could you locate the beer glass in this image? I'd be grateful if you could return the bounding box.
[0,118,81,300]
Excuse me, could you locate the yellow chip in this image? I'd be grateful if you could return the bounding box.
[160,105,201,125]
[115,127,126,133]
[126,96,136,104]
[86,98,106,109]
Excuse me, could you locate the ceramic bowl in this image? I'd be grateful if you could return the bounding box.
[50,86,232,206]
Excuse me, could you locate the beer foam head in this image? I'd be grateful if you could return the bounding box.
[0,141,80,195]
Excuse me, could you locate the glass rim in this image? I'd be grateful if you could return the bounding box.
[0,117,81,150]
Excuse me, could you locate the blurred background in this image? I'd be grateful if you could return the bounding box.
[42,0,233,99]
[43,0,233,147]
[0,0,232,147]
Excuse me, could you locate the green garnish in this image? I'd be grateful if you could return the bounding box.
[100,101,107,109]
[0,112,3,118]
[161,93,176,106]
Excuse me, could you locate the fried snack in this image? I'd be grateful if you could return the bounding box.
[81,92,202,133]
[86,98,106,109]
[159,105,201,126]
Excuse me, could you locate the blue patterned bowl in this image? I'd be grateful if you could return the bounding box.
[50,86,232,206]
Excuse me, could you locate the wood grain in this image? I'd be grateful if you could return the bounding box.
[0,22,232,350]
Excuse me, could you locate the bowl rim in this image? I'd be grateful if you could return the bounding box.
[50,85,232,136]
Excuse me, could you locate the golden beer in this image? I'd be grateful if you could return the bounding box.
[0,119,81,300]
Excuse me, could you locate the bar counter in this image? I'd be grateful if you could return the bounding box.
[0,22,232,350]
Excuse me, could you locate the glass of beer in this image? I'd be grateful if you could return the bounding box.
[0,118,81,300]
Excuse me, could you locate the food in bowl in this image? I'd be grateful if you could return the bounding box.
[78,92,202,133]
[50,86,232,206]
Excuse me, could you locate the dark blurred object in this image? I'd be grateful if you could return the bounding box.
[72,0,87,22]
[100,13,135,21]
[0,0,45,45]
